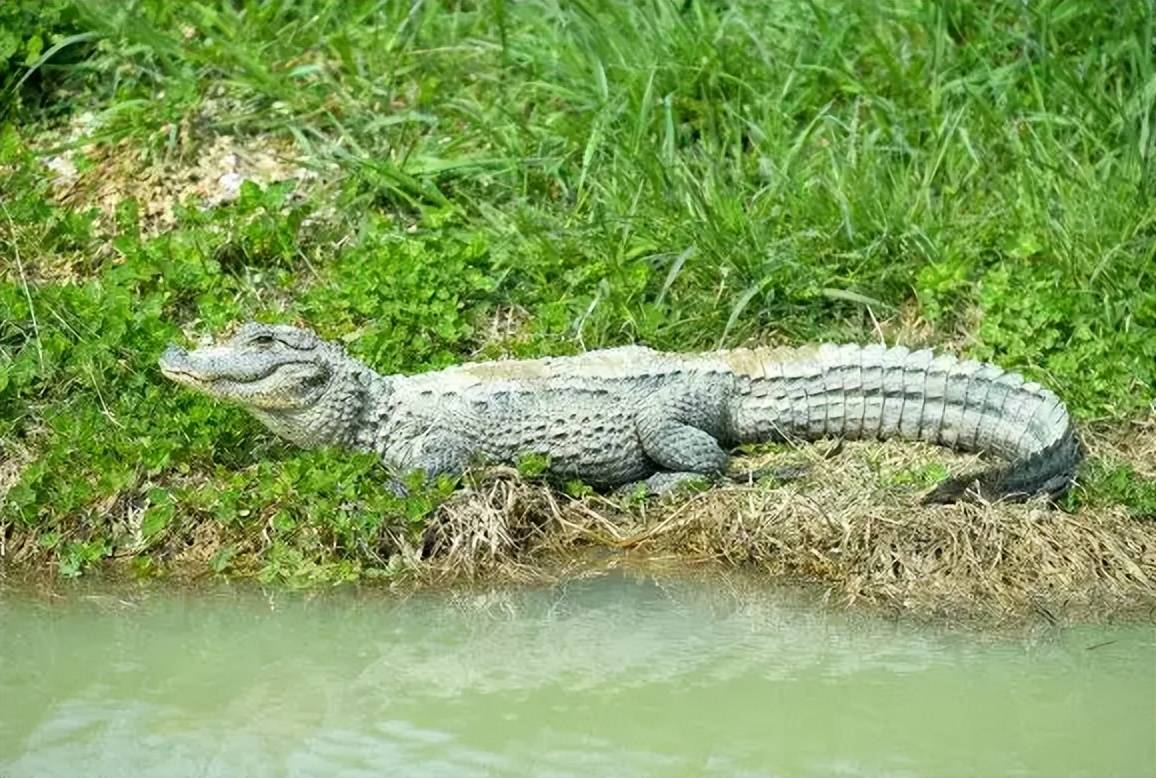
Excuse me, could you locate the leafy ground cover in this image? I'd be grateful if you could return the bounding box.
[1,0,1154,589]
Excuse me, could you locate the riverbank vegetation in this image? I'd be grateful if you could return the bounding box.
[2,0,1154,616]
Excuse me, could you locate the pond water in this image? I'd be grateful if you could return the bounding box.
[0,571,1152,778]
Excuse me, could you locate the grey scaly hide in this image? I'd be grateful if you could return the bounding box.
[159,323,1081,501]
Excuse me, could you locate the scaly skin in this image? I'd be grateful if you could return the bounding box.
[159,323,1081,501]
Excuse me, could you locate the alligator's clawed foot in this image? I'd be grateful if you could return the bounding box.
[921,476,973,504]
[386,478,411,498]
[728,463,811,486]
[921,471,1005,505]
[616,463,814,498]
[617,471,714,498]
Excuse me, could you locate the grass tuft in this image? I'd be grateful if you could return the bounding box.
[1,0,1153,588]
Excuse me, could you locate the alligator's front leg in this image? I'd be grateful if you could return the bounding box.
[383,427,475,496]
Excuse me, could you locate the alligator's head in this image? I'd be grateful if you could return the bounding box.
[159,322,373,449]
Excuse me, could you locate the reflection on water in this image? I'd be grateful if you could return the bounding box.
[0,571,1153,778]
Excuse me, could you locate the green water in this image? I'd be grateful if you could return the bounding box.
[0,573,1152,778]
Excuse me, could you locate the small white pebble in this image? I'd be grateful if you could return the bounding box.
[216,171,246,201]
[45,155,78,187]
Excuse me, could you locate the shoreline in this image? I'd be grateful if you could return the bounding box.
[5,440,1154,625]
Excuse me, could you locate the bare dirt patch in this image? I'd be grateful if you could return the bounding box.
[39,109,317,238]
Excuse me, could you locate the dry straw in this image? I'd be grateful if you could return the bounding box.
[414,441,1156,623]
[4,437,1152,624]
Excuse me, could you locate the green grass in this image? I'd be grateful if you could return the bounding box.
[2,0,1154,580]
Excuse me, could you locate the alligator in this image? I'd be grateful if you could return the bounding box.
[159,323,1081,502]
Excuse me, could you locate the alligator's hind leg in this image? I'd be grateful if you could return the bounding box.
[627,390,732,496]
[635,413,730,477]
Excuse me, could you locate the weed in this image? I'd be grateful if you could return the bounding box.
[1,0,1153,581]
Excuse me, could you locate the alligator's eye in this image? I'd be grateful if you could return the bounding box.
[250,334,276,347]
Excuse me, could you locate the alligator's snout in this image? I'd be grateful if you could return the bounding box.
[159,324,341,417]
[158,345,205,383]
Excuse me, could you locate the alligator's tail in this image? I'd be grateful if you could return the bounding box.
[721,344,1081,502]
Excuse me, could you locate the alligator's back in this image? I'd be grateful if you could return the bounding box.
[389,340,1079,500]
[388,346,717,486]
[404,345,689,390]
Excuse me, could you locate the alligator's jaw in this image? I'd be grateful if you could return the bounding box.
[158,324,374,449]
[158,346,215,387]
[158,344,289,387]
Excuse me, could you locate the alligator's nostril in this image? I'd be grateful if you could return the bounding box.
[159,345,186,369]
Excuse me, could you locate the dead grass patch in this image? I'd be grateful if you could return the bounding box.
[4,434,1153,623]
[0,437,40,561]
[470,305,536,356]
[0,439,35,507]
[412,442,1156,622]
[1086,415,1156,478]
